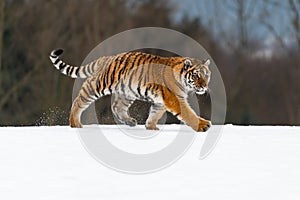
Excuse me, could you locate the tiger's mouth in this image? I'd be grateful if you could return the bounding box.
[195,87,207,95]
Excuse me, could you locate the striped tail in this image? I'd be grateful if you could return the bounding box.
[49,49,96,78]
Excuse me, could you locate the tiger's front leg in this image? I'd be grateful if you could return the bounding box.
[176,100,211,132]
[162,88,211,132]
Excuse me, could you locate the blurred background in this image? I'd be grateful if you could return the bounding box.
[0,0,299,126]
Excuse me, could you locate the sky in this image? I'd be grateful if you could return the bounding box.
[172,0,297,51]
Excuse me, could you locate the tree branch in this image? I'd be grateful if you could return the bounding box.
[0,69,36,111]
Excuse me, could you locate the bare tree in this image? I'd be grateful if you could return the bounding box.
[223,0,258,100]
[0,0,4,70]
[198,0,258,100]
[260,0,300,123]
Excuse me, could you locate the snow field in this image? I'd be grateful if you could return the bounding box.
[0,125,300,200]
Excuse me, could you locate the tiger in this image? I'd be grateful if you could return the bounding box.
[49,49,212,132]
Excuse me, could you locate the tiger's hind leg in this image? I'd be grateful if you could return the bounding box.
[145,103,166,130]
[111,94,137,127]
[69,80,99,128]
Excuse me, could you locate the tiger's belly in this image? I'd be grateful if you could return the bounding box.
[114,84,162,104]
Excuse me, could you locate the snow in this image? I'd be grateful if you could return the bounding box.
[0,125,300,200]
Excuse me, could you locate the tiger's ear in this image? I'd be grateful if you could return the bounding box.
[203,59,211,66]
[184,59,192,70]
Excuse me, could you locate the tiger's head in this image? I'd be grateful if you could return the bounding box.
[183,58,211,95]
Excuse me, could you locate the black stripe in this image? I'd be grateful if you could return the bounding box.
[114,78,121,92]
[54,59,60,65]
[153,104,163,110]
[172,61,183,66]
[117,53,133,80]
[177,94,185,99]
[87,63,93,75]
[132,54,144,97]
[180,66,185,75]
[144,85,149,97]
[154,85,160,96]
[82,86,90,97]
[113,55,126,91]
[79,94,90,103]
[66,66,72,76]
[101,75,107,96]
[137,87,141,97]
[75,67,80,76]
[86,82,93,94]
[59,62,66,71]
[87,82,97,98]
[115,54,128,80]
[77,102,85,109]
[103,70,109,92]
[69,67,75,76]
[123,52,140,76]
[50,54,57,58]
[138,54,150,86]
[103,58,116,92]
[174,112,181,117]
[121,52,142,82]
[141,53,152,67]
[184,71,190,81]
[120,80,125,94]
[161,89,165,100]
[180,71,187,83]
[91,61,97,72]
[97,75,104,96]
[82,67,89,77]
[135,52,143,67]
[136,64,145,97]
[128,70,139,97]
[83,65,90,76]
[99,57,112,90]
[147,57,156,81]
[96,81,101,96]
[100,58,113,95]
[128,52,141,69]
[107,59,119,92]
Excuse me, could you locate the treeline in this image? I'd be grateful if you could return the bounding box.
[0,0,299,125]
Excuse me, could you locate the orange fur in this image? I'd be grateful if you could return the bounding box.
[50,50,211,132]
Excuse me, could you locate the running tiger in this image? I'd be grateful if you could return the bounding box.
[49,49,211,132]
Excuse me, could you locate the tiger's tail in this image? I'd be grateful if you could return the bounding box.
[49,49,97,78]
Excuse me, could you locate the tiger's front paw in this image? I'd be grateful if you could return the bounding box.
[145,125,160,130]
[196,118,211,132]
